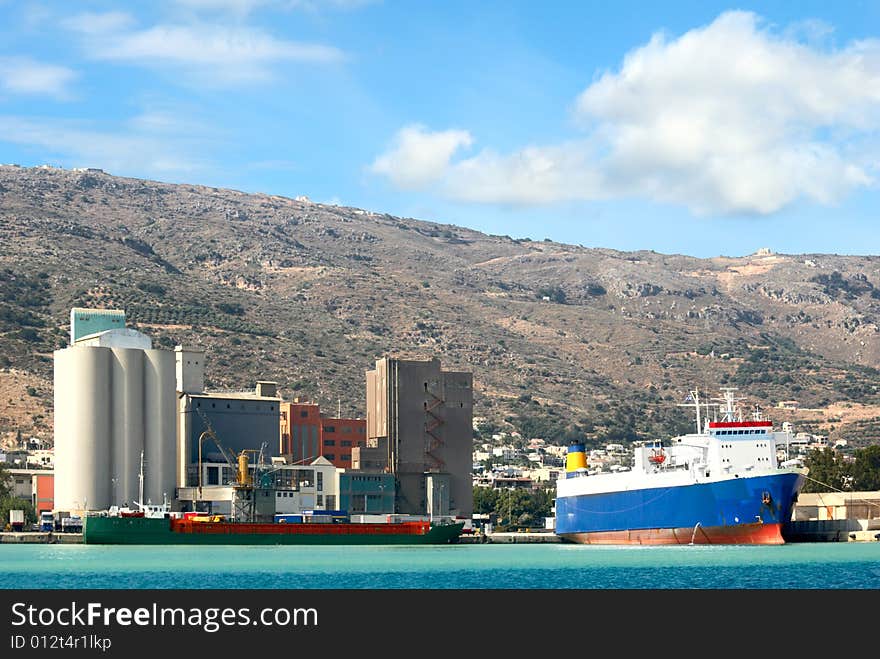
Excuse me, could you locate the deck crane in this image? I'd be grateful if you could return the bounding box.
[195,409,264,521]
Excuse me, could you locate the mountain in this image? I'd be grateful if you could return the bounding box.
[2,164,880,451]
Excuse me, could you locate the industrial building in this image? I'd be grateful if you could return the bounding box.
[68,307,125,344]
[364,356,473,519]
[51,307,474,524]
[6,468,54,514]
[280,399,367,468]
[53,318,176,513]
[321,417,367,469]
[177,456,340,520]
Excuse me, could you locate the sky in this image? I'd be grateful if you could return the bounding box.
[0,0,878,259]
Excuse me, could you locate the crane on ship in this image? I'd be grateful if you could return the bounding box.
[195,409,267,522]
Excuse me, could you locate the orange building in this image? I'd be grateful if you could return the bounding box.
[320,417,367,468]
[280,400,321,465]
[280,400,366,469]
[34,473,54,513]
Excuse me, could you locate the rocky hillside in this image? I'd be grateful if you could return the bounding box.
[2,164,880,450]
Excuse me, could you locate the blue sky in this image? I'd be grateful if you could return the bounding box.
[1,1,878,259]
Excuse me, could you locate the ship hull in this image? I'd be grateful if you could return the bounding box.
[82,517,464,545]
[560,522,784,545]
[555,470,804,545]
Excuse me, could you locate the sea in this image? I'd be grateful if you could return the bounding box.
[3,541,879,589]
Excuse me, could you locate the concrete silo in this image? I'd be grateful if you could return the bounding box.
[143,349,176,506]
[53,327,177,514]
[111,347,144,507]
[54,346,112,512]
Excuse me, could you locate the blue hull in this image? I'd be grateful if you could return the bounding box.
[556,471,805,537]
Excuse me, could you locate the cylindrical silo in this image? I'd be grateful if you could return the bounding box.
[143,349,176,506]
[53,346,112,513]
[110,348,144,507]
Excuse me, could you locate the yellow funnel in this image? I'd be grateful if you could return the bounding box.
[566,442,587,472]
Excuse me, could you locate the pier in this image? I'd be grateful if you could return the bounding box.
[458,531,562,544]
[1,532,82,544]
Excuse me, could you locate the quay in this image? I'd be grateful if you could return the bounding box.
[1,532,82,544]
[458,531,562,544]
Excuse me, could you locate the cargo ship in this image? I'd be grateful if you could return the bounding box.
[81,419,465,545]
[82,512,465,545]
[554,387,807,545]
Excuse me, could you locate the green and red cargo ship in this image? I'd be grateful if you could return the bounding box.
[82,514,464,545]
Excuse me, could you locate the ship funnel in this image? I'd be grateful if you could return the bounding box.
[565,442,588,473]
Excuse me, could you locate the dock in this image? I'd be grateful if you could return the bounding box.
[1,532,83,544]
[458,531,562,544]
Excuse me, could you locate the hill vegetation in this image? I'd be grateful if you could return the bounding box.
[2,165,880,452]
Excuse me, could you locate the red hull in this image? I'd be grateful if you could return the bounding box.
[559,522,784,545]
[171,519,433,537]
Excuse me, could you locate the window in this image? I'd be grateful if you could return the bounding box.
[342,427,351,434]
[300,410,308,418]
[317,472,323,492]
[341,440,352,447]
[325,454,335,460]
[324,440,335,446]
[324,426,335,433]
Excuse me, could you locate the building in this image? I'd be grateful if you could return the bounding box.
[279,400,367,469]
[177,457,340,519]
[5,468,54,513]
[53,325,176,513]
[364,356,473,519]
[69,307,126,345]
[792,491,880,526]
[280,400,322,464]
[177,370,282,492]
[338,471,395,515]
[320,416,367,469]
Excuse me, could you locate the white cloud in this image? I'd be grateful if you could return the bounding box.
[0,57,77,99]
[64,14,344,85]
[371,11,880,216]
[369,124,473,188]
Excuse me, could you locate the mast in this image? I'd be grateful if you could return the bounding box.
[138,450,144,507]
[715,387,745,422]
[677,388,703,434]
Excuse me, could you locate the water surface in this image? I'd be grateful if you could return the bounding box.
[3,542,879,589]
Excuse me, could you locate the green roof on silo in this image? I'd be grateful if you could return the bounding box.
[70,307,126,344]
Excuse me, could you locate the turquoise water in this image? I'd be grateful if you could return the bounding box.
[3,542,880,589]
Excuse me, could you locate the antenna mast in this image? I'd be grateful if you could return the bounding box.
[138,450,145,507]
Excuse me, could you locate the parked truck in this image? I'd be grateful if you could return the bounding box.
[61,516,83,533]
[39,511,54,532]
[9,509,25,532]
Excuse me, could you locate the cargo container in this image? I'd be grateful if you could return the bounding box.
[274,514,303,524]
